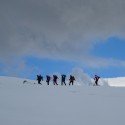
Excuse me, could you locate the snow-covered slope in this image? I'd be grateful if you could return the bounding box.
[0,76,125,125]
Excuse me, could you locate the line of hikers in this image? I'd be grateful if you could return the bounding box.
[37,74,100,86]
[37,74,75,86]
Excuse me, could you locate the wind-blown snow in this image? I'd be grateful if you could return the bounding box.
[0,76,125,125]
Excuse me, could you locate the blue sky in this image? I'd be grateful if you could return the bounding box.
[1,36,125,79]
[0,0,125,79]
[25,37,125,79]
[88,37,125,78]
[92,37,125,60]
[0,36,125,79]
[28,37,125,79]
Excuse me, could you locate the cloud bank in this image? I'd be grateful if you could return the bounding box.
[0,0,125,67]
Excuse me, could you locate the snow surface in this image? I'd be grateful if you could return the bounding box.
[105,77,125,87]
[0,76,125,125]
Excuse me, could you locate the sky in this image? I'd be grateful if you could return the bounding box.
[0,0,125,79]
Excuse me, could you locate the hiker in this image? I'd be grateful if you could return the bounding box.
[61,75,66,86]
[69,75,75,85]
[46,75,51,85]
[53,75,58,85]
[94,75,100,86]
[37,74,43,84]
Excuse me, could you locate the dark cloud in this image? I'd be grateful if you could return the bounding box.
[0,0,125,66]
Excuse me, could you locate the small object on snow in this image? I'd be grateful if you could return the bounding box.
[23,80,27,84]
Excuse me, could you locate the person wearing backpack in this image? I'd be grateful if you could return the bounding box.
[69,75,75,85]
[46,75,51,85]
[61,75,66,86]
[37,74,43,84]
[53,75,58,85]
[94,75,100,86]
